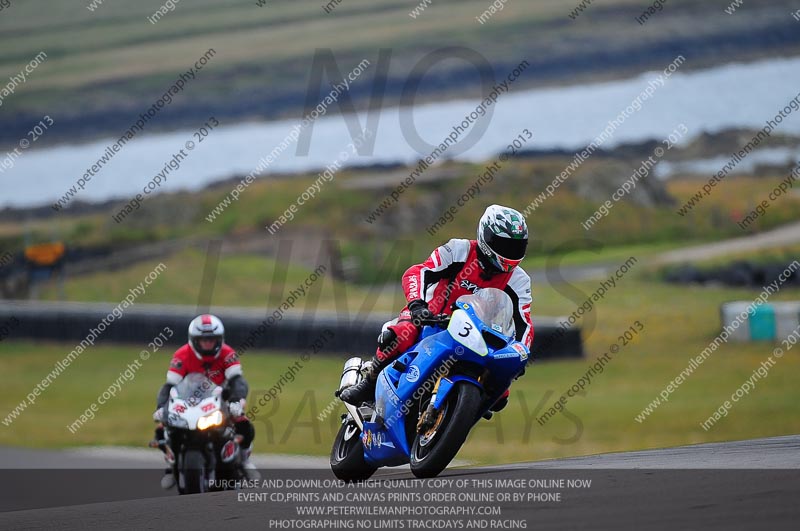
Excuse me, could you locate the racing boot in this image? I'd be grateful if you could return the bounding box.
[156,430,176,489]
[161,468,176,490]
[490,389,510,412]
[338,355,382,405]
[241,444,260,480]
[483,389,510,420]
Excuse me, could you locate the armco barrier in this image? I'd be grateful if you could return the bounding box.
[0,301,582,360]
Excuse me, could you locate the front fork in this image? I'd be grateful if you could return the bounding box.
[416,376,444,434]
[417,373,487,433]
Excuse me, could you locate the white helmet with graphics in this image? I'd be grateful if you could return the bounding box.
[188,314,225,360]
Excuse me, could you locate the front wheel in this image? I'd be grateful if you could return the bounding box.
[330,420,377,482]
[180,449,207,494]
[410,382,481,478]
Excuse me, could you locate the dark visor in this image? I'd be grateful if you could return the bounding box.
[483,226,527,260]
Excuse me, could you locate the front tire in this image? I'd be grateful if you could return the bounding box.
[330,420,377,482]
[181,449,207,494]
[410,382,481,478]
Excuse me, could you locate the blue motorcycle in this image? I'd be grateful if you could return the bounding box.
[331,287,529,479]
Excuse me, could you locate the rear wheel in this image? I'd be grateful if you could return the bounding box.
[181,449,207,494]
[410,382,481,478]
[330,420,377,482]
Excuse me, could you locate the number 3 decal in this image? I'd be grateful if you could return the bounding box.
[458,321,474,337]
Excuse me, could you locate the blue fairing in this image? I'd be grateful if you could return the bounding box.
[360,297,529,468]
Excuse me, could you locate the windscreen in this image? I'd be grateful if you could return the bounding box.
[173,373,215,406]
[455,287,515,337]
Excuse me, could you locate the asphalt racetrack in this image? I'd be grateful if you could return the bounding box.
[1,435,798,530]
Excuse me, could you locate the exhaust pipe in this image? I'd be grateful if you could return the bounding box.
[338,357,366,431]
[338,357,363,394]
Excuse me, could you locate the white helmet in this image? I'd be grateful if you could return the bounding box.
[476,204,528,273]
[188,314,225,360]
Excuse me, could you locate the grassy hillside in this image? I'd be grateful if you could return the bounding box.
[2,0,798,144]
[10,151,800,288]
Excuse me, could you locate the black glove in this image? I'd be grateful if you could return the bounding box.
[226,375,249,403]
[408,299,432,327]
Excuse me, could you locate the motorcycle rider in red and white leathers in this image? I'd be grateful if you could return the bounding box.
[153,314,257,488]
[339,204,533,408]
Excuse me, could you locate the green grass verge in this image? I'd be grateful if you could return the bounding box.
[6,275,800,464]
[37,247,405,312]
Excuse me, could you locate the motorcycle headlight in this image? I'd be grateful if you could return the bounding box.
[197,410,223,430]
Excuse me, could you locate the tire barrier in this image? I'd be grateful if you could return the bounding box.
[665,261,800,288]
[0,301,583,360]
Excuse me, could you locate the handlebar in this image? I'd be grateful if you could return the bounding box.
[415,313,451,327]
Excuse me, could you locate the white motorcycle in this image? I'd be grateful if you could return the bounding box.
[158,373,248,494]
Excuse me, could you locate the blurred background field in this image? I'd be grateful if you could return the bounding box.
[1,0,799,465]
[6,158,800,289]
[3,268,799,464]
